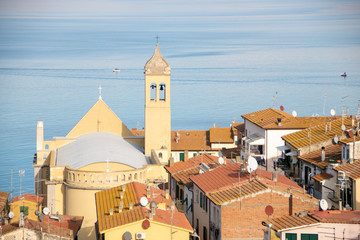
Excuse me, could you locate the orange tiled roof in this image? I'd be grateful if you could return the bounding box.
[333,160,360,180]
[209,127,233,143]
[339,135,360,144]
[131,128,144,136]
[311,210,360,224]
[9,193,43,204]
[0,191,9,212]
[95,182,193,233]
[266,214,319,231]
[190,163,301,194]
[171,130,211,151]
[242,108,337,130]
[283,116,353,149]
[312,172,333,182]
[298,145,342,169]
[164,154,221,186]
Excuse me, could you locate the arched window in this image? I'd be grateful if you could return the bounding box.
[159,152,163,159]
[134,173,138,180]
[150,83,157,100]
[45,144,49,150]
[159,83,166,100]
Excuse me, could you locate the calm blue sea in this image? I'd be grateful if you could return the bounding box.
[0,16,359,196]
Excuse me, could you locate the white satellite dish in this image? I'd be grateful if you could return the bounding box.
[247,156,258,173]
[333,135,339,144]
[43,207,50,215]
[320,199,328,211]
[292,110,297,117]
[341,124,346,131]
[218,157,224,165]
[330,109,336,116]
[8,211,14,219]
[140,197,148,207]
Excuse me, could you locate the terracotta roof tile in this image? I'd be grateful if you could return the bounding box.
[96,182,193,233]
[311,210,360,224]
[283,116,353,149]
[312,172,333,182]
[266,214,320,231]
[0,191,9,212]
[339,135,360,144]
[9,193,43,204]
[209,127,233,143]
[333,160,360,179]
[298,145,342,169]
[171,130,211,151]
[242,108,337,130]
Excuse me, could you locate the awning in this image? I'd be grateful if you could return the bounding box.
[246,134,265,145]
[286,151,298,156]
[276,146,290,151]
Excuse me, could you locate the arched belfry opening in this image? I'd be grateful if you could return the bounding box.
[150,83,157,100]
[159,83,166,101]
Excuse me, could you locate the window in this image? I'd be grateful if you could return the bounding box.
[159,152,163,159]
[193,153,197,157]
[301,234,318,240]
[196,219,199,234]
[159,83,166,100]
[180,153,185,161]
[20,206,29,217]
[196,189,199,203]
[200,192,203,207]
[286,233,297,240]
[342,146,346,159]
[150,83,157,100]
[203,226,207,240]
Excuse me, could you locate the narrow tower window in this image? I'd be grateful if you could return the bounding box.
[159,83,166,100]
[150,83,157,100]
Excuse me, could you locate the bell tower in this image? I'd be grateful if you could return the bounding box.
[144,44,171,161]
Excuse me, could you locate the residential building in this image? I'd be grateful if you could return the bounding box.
[0,214,83,240]
[189,163,318,240]
[241,108,335,171]
[0,191,9,224]
[9,193,43,223]
[164,154,223,225]
[95,182,193,240]
[265,210,360,240]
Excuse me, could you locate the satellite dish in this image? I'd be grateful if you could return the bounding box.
[280,105,284,111]
[265,205,274,216]
[341,124,346,131]
[292,110,297,117]
[38,213,44,221]
[123,231,132,240]
[218,157,224,165]
[348,130,354,138]
[333,135,339,144]
[35,209,40,216]
[8,211,14,219]
[320,199,328,211]
[140,197,148,207]
[43,207,50,215]
[330,109,336,116]
[247,156,258,173]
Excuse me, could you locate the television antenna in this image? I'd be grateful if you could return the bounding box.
[323,93,327,116]
[19,170,25,197]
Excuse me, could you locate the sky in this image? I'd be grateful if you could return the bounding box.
[1,0,360,20]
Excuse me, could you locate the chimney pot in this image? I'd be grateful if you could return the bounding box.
[129,202,133,210]
[272,172,278,182]
[321,147,325,162]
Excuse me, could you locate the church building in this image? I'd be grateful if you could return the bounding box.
[33,44,172,240]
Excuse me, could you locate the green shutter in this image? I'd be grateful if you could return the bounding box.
[301,234,318,240]
[286,233,297,240]
[193,153,197,157]
[180,153,185,161]
[20,206,29,217]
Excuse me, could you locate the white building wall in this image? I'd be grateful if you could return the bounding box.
[266,129,299,162]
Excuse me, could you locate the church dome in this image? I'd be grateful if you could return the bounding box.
[144,44,171,75]
[55,132,147,169]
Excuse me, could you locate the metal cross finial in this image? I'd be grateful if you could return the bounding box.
[98,85,102,100]
[155,35,160,44]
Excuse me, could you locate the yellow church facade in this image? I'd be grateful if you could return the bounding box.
[33,45,173,240]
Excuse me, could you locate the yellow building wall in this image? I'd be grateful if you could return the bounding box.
[66,99,134,138]
[354,179,360,210]
[144,74,171,158]
[65,187,99,240]
[10,199,42,223]
[103,219,191,240]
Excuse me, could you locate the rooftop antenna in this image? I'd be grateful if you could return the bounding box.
[272,92,278,108]
[155,35,160,44]
[19,170,25,197]
[323,93,327,116]
[10,168,13,200]
[98,85,102,100]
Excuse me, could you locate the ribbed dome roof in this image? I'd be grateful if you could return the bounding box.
[144,44,171,75]
[56,132,147,169]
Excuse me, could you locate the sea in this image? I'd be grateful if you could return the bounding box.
[0,15,359,196]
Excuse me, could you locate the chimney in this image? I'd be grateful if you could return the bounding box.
[272,172,278,182]
[109,208,114,216]
[321,147,325,162]
[325,123,328,132]
[184,150,189,161]
[37,121,44,151]
[339,200,342,211]
[213,123,216,128]
[165,189,169,199]
[119,201,123,212]
[277,118,282,126]
[120,191,124,199]
[122,184,126,192]
[129,202,133,210]
[352,115,356,126]
[169,157,174,167]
